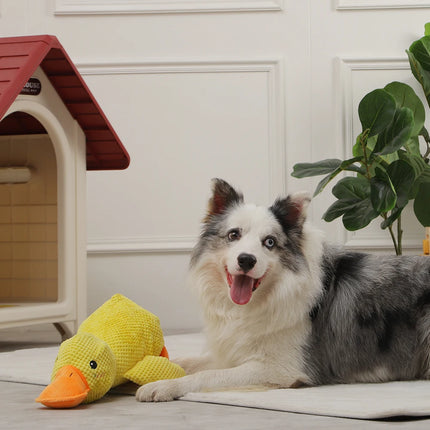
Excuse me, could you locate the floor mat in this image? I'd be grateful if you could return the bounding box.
[2,332,430,419]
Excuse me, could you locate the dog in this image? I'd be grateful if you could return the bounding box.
[136,178,430,402]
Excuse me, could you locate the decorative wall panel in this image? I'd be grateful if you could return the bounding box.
[78,59,285,254]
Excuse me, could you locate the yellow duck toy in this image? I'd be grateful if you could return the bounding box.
[36,294,186,408]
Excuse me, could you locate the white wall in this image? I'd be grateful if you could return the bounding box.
[0,0,427,331]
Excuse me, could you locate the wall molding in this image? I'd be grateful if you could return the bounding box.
[344,234,423,252]
[54,0,283,15]
[336,0,430,9]
[76,57,283,75]
[79,57,285,254]
[87,235,196,254]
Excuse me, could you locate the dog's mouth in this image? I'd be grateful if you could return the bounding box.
[225,269,264,305]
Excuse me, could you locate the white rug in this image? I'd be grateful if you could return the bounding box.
[2,333,430,420]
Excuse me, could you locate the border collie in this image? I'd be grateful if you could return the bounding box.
[136,178,430,401]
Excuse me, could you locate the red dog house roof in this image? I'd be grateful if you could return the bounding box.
[0,35,129,170]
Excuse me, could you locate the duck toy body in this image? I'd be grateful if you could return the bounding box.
[36,294,185,408]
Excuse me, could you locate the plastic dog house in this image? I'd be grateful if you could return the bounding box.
[0,35,129,338]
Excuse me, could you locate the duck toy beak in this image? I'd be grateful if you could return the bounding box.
[35,365,90,408]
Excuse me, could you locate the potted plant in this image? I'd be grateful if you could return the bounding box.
[292,25,430,255]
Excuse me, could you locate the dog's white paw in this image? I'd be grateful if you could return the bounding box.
[135,379,184,402]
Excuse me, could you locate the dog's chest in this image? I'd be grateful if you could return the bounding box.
[205,312,310,374]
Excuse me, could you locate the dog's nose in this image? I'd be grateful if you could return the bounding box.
[237,253,257,273]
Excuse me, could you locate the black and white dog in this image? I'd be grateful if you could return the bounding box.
[136,178,430,402]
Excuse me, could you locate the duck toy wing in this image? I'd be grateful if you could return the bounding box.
[36,294,185,408]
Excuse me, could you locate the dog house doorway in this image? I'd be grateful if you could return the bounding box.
[0,111,65,335]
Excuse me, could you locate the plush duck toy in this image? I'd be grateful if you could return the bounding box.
[36,294,185,408]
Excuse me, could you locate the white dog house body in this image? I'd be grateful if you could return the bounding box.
[0,35,129,336]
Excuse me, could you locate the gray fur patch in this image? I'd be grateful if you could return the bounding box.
[305,245,430,385]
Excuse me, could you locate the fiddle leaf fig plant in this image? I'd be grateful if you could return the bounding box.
[292,26,430,255]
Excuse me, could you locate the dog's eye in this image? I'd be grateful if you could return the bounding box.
[263,236,276,250]
[227,229,241,241]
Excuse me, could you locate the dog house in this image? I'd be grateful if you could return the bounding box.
[0,35,129,338]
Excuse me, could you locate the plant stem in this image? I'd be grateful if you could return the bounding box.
[382,213,400,255]
[388,223,400,255]
[397,215,403,256]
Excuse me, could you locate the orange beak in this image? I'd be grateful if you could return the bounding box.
[35,365,90,408]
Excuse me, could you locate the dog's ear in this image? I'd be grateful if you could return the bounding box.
[270,191,311,229]
[205,178,243,221]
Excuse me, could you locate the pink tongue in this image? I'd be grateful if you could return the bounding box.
[230,275,254,305]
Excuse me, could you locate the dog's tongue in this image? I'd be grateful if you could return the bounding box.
[230,275,254,305]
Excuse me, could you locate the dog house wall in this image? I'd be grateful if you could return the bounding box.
[0,35,130,333]
[0,65,87,329]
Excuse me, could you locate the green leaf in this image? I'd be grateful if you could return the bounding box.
[340,157,365,174]
[370,167,397,213]
[313,168,342,197]
[332,176,371,201]
[404,136,421,156]
[327,177,380,230]
[384,82,425,136]
[322,199,357,222]
[342,198,379,231]
[291,159,342,178]
[406,49,430,107]
[378,151,399,166]
[387,159,415,208]
[412,166,430,198]
[400,153,430,198]
[414,182,430,226]
[322,193,379,230]
[380,206,403,229]
[409,36,430,71]
[311,157,365,197]
[358,89,396,137]
[379,160,416,230]
[399,152,427,177]
[353,134,364,157]
[372,107,414,155]
[425,23,430,37]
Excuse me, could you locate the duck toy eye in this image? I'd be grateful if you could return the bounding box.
[89,360,98,369]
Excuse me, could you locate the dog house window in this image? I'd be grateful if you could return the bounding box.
[0,112,58,303]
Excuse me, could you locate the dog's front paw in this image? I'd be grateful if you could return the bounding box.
[136,379,184,402]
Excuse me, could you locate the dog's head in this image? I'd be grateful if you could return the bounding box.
[191,179,311,306]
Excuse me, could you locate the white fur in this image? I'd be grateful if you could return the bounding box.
[136,201,325,402]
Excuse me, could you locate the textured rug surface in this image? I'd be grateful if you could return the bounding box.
[182,381,430,420]
[2,333,430,419]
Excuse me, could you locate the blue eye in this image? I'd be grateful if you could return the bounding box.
[263,236,276,249]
